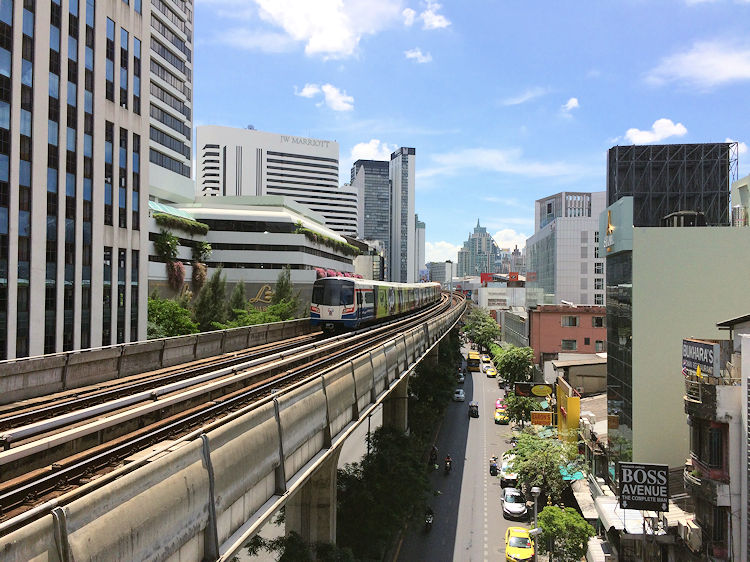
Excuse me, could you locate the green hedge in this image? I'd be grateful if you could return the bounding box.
[294,223,360,257]
[154,212,209,236]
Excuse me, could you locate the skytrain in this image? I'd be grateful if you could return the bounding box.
[310,277,441,331]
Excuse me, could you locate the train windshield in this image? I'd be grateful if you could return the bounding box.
[312,280,355,306]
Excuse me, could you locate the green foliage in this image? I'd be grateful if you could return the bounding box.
[228,281,246,319]
[193,268,227,331]
[511,431,581,503]
[493,344,534,385]
[272,265,294,304]
[294,222,360,257]
[537,506,595,562]
[192,241,212,262]
[154,229,179,262]
[503,391,539,427]
[244,532,355,562]
[147,294,198,338]
[462,307,501,350]
[153,212,209,236]
[337,427,430,560]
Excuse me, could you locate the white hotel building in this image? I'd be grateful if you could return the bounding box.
[197,126,361,237]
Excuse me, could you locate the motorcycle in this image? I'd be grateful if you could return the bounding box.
[444,459,452,474]
[424,511,434,531]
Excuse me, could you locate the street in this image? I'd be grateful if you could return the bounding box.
[398,342,531,562]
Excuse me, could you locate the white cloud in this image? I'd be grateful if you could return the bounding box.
[320,84,355,111]
[426,241,461,263]
[295,83,354,111]
[210,0,405,59]
[500,87,547,106]
[350,139,395,161]
[726,138,748,154]
[405,47,433,63]
[295,83,321,98]
[420,0,451,29]
[646,40,750,90]
[402,7,416,26]
[562,97,580,111]
[491,229,528,251]
[624,118,688,144]
[418,147,594,180]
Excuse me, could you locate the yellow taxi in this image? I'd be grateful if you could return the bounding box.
[485,366,498,378]
[494,408,510,425]
[504,526,534,561]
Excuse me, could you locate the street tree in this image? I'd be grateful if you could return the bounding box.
[193,268,227,331]
[503,392,539,427]
[511,431,581,503]
[494,344,534,385]
[537,506,595,562]
[228,281,246,319]
[147,294,198,338]
[462,307,500,350]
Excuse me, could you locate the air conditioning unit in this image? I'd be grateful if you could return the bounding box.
[686,519,702,552]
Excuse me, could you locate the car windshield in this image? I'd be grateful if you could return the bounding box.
[509,536,531,548]
[505,493,523,503]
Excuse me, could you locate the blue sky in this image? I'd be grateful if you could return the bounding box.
[194,0,750,262]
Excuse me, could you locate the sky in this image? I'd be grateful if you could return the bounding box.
[194,0,750,263]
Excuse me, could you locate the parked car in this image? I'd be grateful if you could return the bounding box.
[495,398,506,409]
[494,408,510,425]
[504,526,534,561]
[501,487,528,520]
[499,453,518,487]
[468,401,479,418]
[453,388,466,402]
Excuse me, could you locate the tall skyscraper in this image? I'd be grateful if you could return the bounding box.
[457,220,500,277]
[525,191,606,307]
[148,0,194,204]
[415,213,425,281]
[352,158,390,272]
[389,147,415,282]
[0,0,152,359]
[196,126,360,236]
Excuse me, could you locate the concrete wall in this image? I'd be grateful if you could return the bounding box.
[632,227,750,467]
[0,299,466,561]
[0,319,312,405]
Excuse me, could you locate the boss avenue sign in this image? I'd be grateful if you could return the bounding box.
[618,462,669,511]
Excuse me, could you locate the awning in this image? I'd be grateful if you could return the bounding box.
[571,480,598,521]
[594,496,644,534]
[561,464,584,481]
[148,200,194,220]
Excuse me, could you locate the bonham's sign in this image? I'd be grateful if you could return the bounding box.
[618,462,669,511]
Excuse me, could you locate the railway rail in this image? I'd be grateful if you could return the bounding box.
[0,292,461,534]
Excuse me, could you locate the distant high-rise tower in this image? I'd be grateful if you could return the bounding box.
[0,0,150,358]
[415,213,425,281]
[352,159,390,265]
[457,220,501,277]
[389,147,415,282]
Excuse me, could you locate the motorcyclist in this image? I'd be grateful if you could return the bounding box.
[424,506,434,530]
[444,455,453,473]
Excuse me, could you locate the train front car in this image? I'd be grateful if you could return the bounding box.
[310,277,359,331]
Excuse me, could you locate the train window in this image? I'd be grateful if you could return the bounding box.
[312,280,355,306]
[364,291,374,304]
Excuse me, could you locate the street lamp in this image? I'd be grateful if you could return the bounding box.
[531,486,541,562]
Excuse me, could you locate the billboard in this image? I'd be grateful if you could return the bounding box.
[618,462,669,511]
[509,272,519,281]
[480,273,494,284]
[682,339,720,378]
[514,382,554,397]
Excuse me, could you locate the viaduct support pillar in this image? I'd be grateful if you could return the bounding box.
[286,447,342,547]
[382,373,409,432]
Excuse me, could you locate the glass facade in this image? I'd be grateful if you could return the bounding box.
[525,229,555,307]
[353,159,390,267]
[606,251,633,474]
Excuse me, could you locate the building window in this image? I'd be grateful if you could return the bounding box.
[594,245,600,258]
[561,339,577,351]
[594,230,599,243]
[595,340,605,352]
[594,262,603,275]
[584,337,590,346]
[561,315,579,327]
[592,316,604,328]
[105,18,114,101]
[594,294,604,305]
[709,427,723,469]
[594,277,604,290]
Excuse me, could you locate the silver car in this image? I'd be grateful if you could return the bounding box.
[501,487,528,520]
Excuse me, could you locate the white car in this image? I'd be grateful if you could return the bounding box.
[500,453,518,487]
[453,388,466,402]
[501,487,528,520]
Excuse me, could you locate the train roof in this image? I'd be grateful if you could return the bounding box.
[314,277,440,289]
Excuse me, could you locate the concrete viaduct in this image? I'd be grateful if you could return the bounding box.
[0,299,465,561]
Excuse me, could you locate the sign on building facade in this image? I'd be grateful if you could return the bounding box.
[618,462,669,511]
